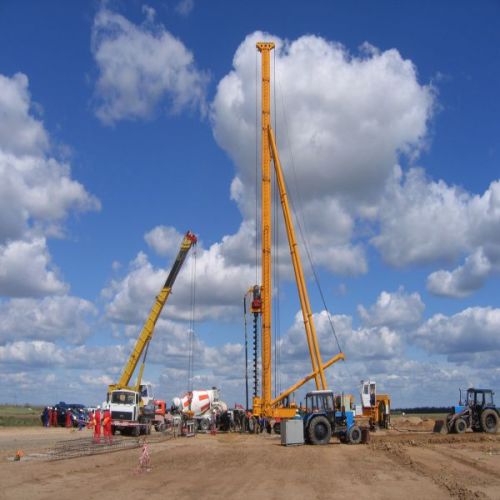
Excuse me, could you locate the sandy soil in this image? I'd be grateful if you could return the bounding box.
[1,421,499,500]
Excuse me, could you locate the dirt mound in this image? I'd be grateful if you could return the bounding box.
[392,416,436,431]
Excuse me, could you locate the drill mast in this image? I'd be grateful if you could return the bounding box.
[252,42,344,419]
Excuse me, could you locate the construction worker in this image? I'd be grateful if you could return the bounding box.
[102,408,112,445]
[66,408,71,429]
[52,407,58,427]
[77,409,85,431]
[87,410,94,429]
[41,407,49,427]
[47,407,53,427]
[93,406,101,444]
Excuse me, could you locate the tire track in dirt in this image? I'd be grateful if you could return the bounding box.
[370,439,492,499]
[435,444,500,480]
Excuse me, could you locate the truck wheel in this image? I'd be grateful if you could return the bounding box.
[308,416,331,445]
[480,409,499,433]
[378,402,386,427]
[454,417,467,434]
[347,425,362,444]
[199,418,210,431]
[247,416,256,434]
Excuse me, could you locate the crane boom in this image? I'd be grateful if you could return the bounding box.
[108,231,197,393]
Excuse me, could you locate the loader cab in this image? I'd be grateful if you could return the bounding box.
[361,380,376,409]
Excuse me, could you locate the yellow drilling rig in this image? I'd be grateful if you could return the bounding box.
[248,42,345,427]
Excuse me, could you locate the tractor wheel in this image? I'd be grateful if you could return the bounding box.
[347,425,362,445]
[480,409,499,433]
[454,417,467,434]
[308,416,332,445]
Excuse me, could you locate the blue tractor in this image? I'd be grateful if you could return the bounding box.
[303,390,362,445]
[446,388,499,434]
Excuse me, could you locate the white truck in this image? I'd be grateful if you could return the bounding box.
[108,384,157,436]
[173,388,228,431]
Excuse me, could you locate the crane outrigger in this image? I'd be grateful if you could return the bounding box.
[251,42,344,421]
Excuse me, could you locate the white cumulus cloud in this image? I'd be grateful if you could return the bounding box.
[91,7,208,124]
[211,32,435,275]
[0,296,97,345]
[104,231,255,324]
[144,225,185,257]
[358,287,425,328]
[373,169,500,296]
[0,72,100,298]
[413,306,500,355]
[0,238,67,297]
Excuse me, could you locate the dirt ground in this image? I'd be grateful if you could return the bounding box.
[1,418,499,500]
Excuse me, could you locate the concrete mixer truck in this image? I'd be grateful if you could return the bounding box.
[173,388,228,431]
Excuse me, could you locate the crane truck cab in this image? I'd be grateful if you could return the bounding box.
[108,384,155,436]
[303,390,362,445]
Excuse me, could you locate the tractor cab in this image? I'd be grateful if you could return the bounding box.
[305,390,335,415]
[447,387,499,434]
[465,388,495,409]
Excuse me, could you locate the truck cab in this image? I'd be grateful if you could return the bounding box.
[108,384,156,436]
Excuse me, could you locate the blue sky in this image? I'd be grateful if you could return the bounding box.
[0,0,499,408]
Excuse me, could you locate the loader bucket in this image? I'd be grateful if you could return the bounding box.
[433,419,448,434]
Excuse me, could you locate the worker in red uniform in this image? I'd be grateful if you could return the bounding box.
[65,408,72,428]
[102,408,112,445]
[93,406,101,444]
[52,407,58,427]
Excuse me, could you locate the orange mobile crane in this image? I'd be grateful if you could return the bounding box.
[250,42,344,423]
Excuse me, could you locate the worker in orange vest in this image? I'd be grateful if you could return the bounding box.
[87,410,94,429]
[65,408,72,428]
[102,408,112,445]
[93,406,101,444]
